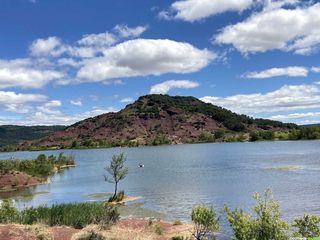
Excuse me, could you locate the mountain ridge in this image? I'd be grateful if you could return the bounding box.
[11,94,297,151]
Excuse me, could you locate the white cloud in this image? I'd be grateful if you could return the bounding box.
[311,67,320,73]
[37,100,62,114]
[78,32,117,47]
[114,24,147,38]
[30,37,65,57]
[77,39,215,83]
[215,3,320,55]
[0,91,47,113]
[120,97,134,103]
[150,80,199,94]
[0,59,64,89]
[244,66,308,78]
[70,99,82,106]
[269,111,320,125]
[200,82,320,114]
[3,106,118,126]
[159,0,253,22]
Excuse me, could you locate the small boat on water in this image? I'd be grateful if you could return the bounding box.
[138,163,144,168]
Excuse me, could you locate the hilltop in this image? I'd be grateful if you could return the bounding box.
[11,94,297,151]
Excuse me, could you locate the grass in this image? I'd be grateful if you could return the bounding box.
[0,200,119,229]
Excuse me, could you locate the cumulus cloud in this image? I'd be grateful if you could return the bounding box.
[200,82,320,114]
[159,0,253,22]
[244,66,309,78]
[0,59,64,89]
[113,24,148,38]
[2,106,118,126]
[0,91,47,113]
[215,2,320,55]
[77,39,215,83]
[150,80,199,94]
[30,36,65,57]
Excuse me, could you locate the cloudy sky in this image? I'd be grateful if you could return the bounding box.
[1,0,320,125]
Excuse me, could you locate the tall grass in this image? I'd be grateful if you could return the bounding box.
[0,200,119,229]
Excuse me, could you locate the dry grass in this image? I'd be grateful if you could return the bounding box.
[25,224,53,240]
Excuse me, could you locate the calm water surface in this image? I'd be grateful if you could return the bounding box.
[1,141,320,225]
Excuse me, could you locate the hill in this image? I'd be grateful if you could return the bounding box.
[12,94,298,151]
[0,125,65,148]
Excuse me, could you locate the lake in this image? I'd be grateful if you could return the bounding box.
[1,141,320,234]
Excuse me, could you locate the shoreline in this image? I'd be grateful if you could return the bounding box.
[1,138,319,153]
[0,165,76,193]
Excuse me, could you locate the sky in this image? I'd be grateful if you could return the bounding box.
[0,0,320,126]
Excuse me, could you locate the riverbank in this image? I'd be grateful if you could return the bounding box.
[0,171,45,192]
[0,153,76,193]
[0,219,193,240]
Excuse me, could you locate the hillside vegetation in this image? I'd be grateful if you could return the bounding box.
[2,94,310,151]
[0,125,65,147]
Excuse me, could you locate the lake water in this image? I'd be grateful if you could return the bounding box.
[1,141,320,235]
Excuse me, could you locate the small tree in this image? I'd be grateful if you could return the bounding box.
[292,214,320,238]
[225,189,289,240]
[191,205,220,240]
[104,153,128,201]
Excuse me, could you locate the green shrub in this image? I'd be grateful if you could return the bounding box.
[154,224,164,235]
[0,199,19,223]
[0,153,75,178]
[292,214,320,238]
[191,205,220,240]
[1,200,119,229]
[225,189,289,240]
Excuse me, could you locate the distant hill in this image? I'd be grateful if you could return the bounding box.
[13,94,297,151]
[0,125,65,147]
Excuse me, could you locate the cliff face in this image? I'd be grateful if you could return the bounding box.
[16,95,296,150]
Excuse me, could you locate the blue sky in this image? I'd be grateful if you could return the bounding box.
[0,0,320,125]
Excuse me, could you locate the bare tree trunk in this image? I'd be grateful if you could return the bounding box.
[112,181,118,200]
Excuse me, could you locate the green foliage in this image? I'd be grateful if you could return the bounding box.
[191,205,220,240]
[0,153,75,178]
[133,95,297,132]
[0,125,65,147]
[292,215,320,238]
[0,199,19,223]
[198,131,215,143]
[154,224,164,235]
[151,134,171,146]
[225,189,289,240]
[249,131,275,141]
[0,200,119,229]
[214,130,225,139]
[105,153,128,201]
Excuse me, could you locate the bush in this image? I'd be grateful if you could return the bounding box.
[292,214,320,238]
[0,153,75,178]
[71,225,106,240]
[0,199,19,223]
[154,224,164,235]
[191,205,220,240]
[225,189,289,240]
[1,200,119,229]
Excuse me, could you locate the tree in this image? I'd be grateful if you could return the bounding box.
[292,214,320,238]
[191,205,220,240]
[226,189,289,240]
[104,153,128,201]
